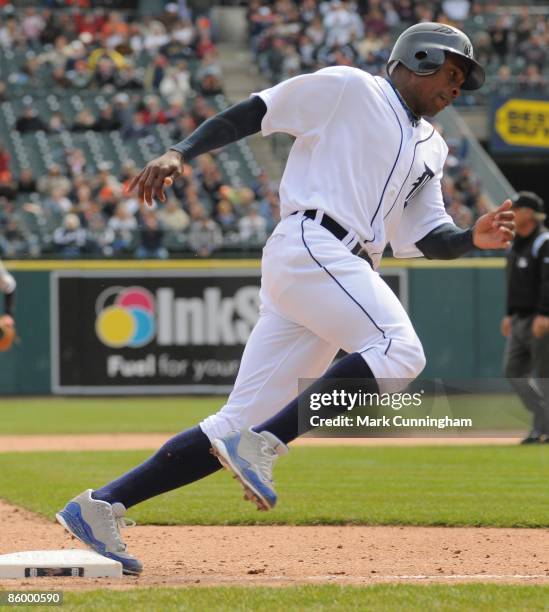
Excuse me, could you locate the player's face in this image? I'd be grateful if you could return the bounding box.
[412,54,468,117]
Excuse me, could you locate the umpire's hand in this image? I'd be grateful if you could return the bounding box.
[126,150,184,206]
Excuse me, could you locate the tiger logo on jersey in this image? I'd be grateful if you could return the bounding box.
[404,162,434,207]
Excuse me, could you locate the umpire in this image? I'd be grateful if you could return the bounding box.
[501,191,549,444]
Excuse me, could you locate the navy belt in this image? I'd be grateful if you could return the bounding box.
[295,210,363,257]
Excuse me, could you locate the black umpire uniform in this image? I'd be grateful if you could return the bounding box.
[502,192,549,443]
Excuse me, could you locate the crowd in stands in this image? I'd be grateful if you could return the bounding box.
[0,3,280,258]
[248,0,548,98]
[0,1,545,258]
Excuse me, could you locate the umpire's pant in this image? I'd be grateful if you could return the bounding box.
[503,314,549,436]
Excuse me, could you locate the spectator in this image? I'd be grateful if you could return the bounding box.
[0,144,10,174]
[121,111,151,139]
[17,168,37,194]
[160,60,192,104]
[0,217,37,257]
[117,65,143,90]
[47,111,67,134]
[65,148,87,177]
[157,198,190,232]
[43,187,72,218]
[108,201,137,253]
[72,109,96,132]
[53,213,92,258]
[136,212,168,259]
[66,58,91,89]
[37,164,71,197]
[15,105,49,133]
[188,206,223,257]
[93,105,122,131]
[0,171,16,200]
[215,199,238,234]
[238,204,268,244]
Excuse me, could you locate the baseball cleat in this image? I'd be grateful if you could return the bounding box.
[211,429,288,511]
[56,489,142,575]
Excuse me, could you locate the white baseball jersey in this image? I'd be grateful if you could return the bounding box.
[0,260,16,295]
[201,67,448,440]
[254,66,453,268]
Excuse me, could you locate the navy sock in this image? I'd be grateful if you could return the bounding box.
[254,352,378,444]
[92,426,220,508]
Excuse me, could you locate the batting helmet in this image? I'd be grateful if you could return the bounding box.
[387,23,485,91]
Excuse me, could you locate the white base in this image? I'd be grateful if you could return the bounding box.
[0,549,122,579]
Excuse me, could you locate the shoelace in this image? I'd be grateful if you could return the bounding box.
[257,443,278,484]
[103,507,136,552]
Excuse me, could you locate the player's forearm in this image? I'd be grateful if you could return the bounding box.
[415,223,475,260]
[170,96,267,162]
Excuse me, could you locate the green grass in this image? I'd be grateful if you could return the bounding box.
[0,446,546,527]
[0,394,529,435]
[6,585,548,611]
[0,397,219,434]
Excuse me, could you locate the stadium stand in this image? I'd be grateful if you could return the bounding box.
[0,1,546,258]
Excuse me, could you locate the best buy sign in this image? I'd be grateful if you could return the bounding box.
[495,98,549,149]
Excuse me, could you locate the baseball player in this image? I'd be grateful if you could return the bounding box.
[501,192,549,443]
[57,23,515,574]
[0,259,16,352]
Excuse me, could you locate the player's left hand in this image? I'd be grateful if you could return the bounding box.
[532,315,549,338]
[472,199,515,250]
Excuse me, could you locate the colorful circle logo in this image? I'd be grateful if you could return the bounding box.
[95,286,155,348]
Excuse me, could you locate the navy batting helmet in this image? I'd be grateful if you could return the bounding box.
[387,23,485,91]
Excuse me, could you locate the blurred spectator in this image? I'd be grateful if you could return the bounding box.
[93,105,122,131]
[15,105,49,133]
[53,213,92,258]
[17,168,37,194]
[0,171,16,200]
[108,201,137,254]
[0,145,10,174]
[188,206,223,257]
[160,60,192,104]
[215,199,238,234]
[0,217,38,257]
[37,164,71,197]
[65,148,87,177]
[136,212,168,259]
[121,111,151,139]
[43,187,72,218]
[117,65,143,90]
[72,109,96,131]
[66,59,91,89]
[238,204,268,244]
[90,56,120,89]
[157,198,190,232]
[47,111,67,134]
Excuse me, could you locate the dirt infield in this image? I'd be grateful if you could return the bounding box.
[1,434,546,590]
[1,500,548,590]
[0,434,521,452]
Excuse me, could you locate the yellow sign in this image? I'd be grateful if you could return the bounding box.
[495,98,549,149]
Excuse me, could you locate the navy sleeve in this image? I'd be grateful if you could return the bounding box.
[415,223,475,259]
[170,96,267,161]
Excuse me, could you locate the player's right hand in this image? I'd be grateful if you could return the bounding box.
[500,316,511,337]
[125,150,184,206]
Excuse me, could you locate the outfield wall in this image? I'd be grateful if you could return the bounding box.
[0,259,506,395]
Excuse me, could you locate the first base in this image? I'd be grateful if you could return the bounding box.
[0,549,122,579]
